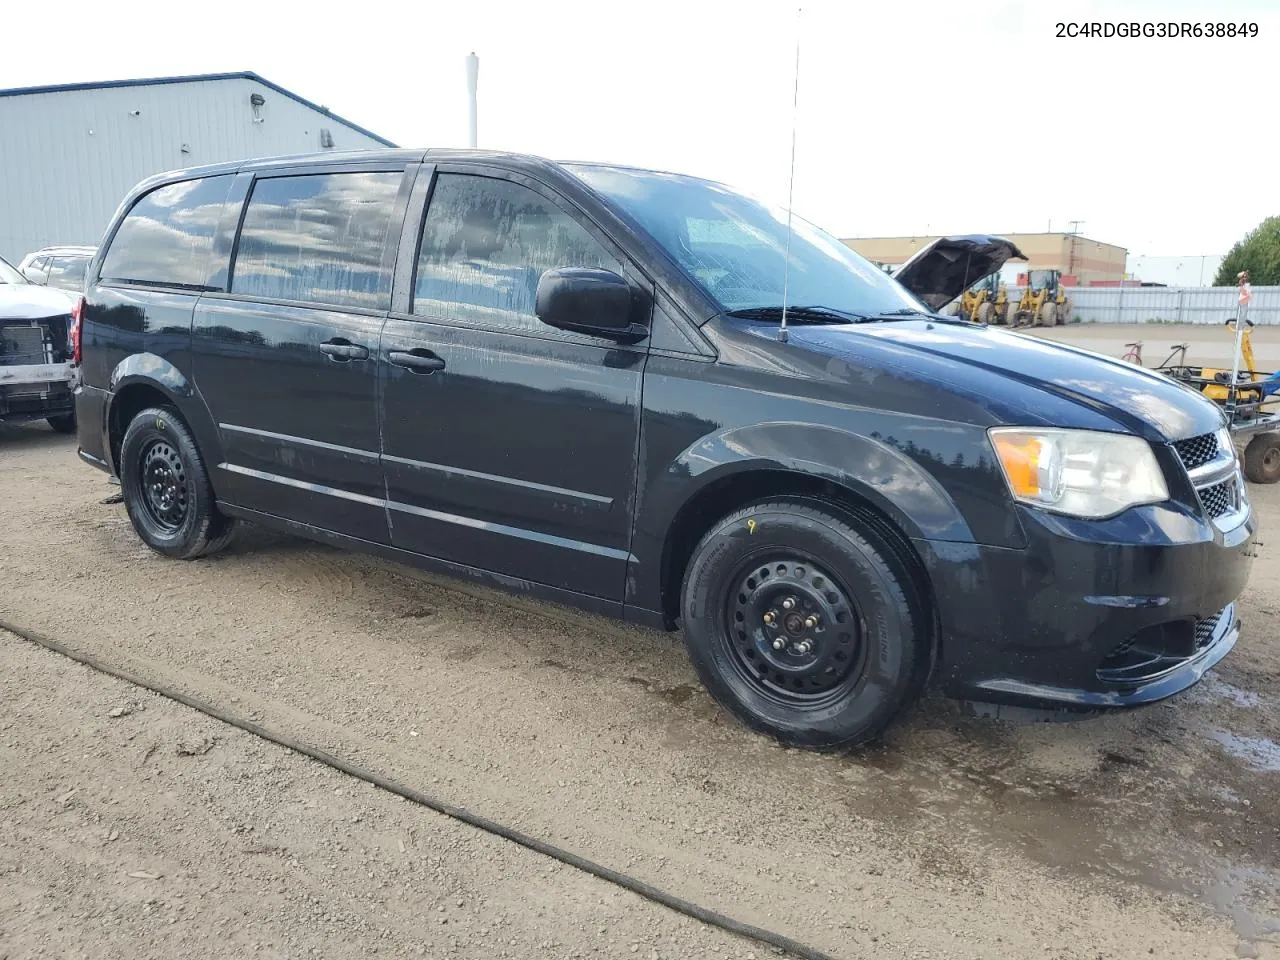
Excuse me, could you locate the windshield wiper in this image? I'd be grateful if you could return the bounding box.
[858,308,940,321]
[726,305,866,324]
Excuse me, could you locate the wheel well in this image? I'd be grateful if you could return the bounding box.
[108,383,175,472]
[660,470,937,651]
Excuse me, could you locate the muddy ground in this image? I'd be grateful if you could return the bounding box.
[2,372,1279,959]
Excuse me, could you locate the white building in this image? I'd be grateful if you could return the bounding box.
[0,72,394,262]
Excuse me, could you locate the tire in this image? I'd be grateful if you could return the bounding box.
[119,406,236,559]
[1038,303,1056,327]
[46,413,77,434]
[1055,300,1070,325]
[976,302,992,325]
[1243,434,1280,484]
[680,499,925,750]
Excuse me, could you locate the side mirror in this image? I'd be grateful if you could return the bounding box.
[535,267,647,342]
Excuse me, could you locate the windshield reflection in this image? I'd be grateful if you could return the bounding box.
[571,165,925,318]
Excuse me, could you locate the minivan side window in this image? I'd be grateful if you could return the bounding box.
[231,172,402,311]
[100,176,234,288]
[413,174,622,334]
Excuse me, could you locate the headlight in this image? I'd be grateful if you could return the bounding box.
[989,427,1169,519]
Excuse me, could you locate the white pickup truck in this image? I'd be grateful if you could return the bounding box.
[0,255,78,433]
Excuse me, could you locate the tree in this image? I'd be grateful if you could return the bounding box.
[1214,216,1280,286]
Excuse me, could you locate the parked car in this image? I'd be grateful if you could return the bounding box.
[74,150,1254,749]
[0,254,78,433]
[19,245,96,292]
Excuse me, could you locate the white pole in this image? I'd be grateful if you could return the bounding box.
[465,52,479,149]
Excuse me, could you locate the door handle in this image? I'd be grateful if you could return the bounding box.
[388,349,446,374]
[320,339,370,361]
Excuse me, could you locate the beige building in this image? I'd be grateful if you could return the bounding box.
[843,233,1128,286]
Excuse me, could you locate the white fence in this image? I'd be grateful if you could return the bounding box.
[1012,285,1280,325]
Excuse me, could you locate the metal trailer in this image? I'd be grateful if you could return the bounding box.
[1156,292,1280,483]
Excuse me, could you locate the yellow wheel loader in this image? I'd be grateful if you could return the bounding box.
[1009,270,1071,327]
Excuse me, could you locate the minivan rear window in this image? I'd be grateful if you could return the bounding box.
[100,176,234,288]
[231,172,402,311]
[46,256,89,291]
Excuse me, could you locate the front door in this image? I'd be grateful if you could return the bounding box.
[378,169,648,600]
[192,165,408,543]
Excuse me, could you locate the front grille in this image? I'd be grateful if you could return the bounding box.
[1195,610,1224,649]
[1097,604,1233,685]
[1171,431,1244,526]
[1199,479,1233,518]
[1174,432,1218,471]
[0,324,49,365]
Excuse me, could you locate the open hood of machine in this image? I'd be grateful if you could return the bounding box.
[892,235,1027,310]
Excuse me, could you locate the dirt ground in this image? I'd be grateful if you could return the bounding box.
[2,357,1279,958]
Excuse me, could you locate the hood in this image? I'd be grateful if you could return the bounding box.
[0,283,77,321]
[784,319,1224,443]
[893,235,1027,309]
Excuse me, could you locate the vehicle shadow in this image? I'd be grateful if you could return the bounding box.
[0,421,76,453]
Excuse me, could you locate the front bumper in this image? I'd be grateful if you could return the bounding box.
[0,362,76,422]
[919,498,1256,710]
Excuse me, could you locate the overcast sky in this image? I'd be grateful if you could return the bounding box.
[5,0,1277,257]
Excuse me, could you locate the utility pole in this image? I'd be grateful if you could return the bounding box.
[1066,221,1083,277]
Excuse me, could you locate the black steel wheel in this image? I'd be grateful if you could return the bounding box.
[723,556,868,705]
[681,498,926,750]
[139,439,189,532]
[119,407,236,559]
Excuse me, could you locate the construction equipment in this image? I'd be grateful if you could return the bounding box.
[1009,269,1072,327]
[944,273,1010,325]
[986,282,1011,325]
[1157,317,1280,483]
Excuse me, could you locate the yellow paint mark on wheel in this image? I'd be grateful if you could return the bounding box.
[746,518,757,535]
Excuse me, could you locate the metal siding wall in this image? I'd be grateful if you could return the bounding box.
[1056,287,1280,325]
[0,78,389,262]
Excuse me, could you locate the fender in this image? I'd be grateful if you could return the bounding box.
[108,352,190,396]
[104,353,224,479]
[663,421,974,542]
[626,421,986,620]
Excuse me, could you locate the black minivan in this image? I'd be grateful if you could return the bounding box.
[74,149,1254,748]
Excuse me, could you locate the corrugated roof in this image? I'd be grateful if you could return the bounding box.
[0,71,396,147]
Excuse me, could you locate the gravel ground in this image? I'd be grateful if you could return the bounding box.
[2,400,1279,959]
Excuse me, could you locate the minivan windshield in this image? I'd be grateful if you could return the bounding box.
[570,165,927,319]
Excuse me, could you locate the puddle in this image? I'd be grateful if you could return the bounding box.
[1212,730,1280,772]
[1189,676,1265,709]
[1139,859,1280,948]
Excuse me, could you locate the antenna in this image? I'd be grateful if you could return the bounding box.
[465,52,479,149]
[778,8,802,344]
